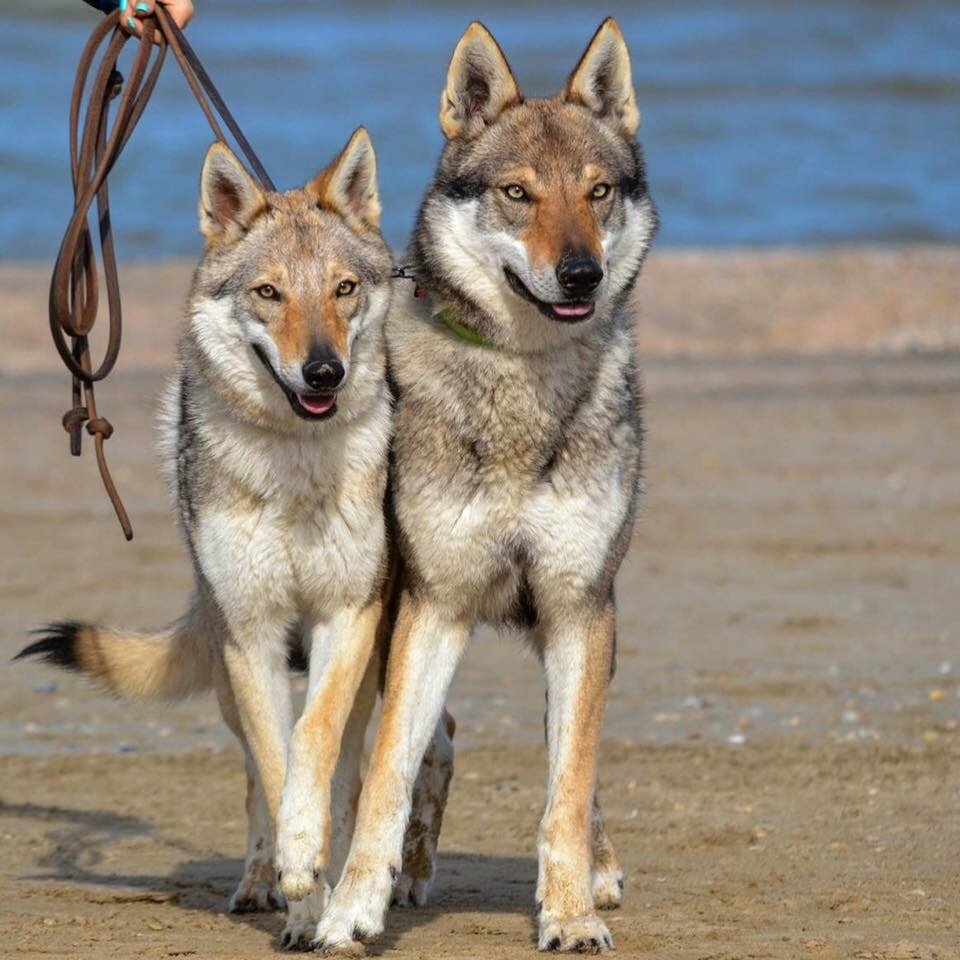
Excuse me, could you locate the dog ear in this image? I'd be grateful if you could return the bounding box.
[308,127,381,232]
[439,21,522,140]
[198,142,267,244]
[564,18,639,137]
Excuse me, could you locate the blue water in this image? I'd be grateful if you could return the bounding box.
[1,0,958,258]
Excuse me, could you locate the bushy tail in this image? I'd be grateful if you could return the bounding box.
[16,599,213,701]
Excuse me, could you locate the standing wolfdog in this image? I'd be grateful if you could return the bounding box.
[19,130,412,947]
[314,18,657,955]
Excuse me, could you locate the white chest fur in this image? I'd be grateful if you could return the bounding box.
[163,381,390,630]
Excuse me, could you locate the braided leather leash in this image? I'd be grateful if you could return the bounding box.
[51,7,275,540]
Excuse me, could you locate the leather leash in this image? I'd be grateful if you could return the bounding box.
[51,7,275,541]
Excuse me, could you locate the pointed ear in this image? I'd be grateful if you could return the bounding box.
[307,127,381,233]
[439,21,522,140]
[198,142,267,245]
[564,18,639,137]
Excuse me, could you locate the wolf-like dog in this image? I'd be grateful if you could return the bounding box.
[17,130,449,948]
[313,18,657,955]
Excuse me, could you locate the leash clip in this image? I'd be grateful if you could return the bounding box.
[390,265,427,299]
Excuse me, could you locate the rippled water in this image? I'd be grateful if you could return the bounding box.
[1,0,958,257]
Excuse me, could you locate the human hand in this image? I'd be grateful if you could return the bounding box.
[118,0,195,40]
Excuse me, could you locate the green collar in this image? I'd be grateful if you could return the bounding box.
[435,307,493,348]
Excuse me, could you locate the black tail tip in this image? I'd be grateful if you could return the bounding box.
[14,620,84,670]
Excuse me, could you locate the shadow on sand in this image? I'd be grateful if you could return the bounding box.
[2,798,539,953]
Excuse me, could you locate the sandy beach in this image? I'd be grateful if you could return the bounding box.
[1,247,958,959]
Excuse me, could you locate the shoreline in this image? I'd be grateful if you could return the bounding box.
[3,245,958,375]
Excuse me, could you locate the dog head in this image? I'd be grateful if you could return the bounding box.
[190,129,392,426]
[416,19,657,348]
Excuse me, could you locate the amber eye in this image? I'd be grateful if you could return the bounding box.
[591,183,611,201]
[503,183,529,202]
[336,279,358,297]
[255,283,279,300]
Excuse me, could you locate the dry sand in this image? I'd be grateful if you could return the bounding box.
[1,248,958,959]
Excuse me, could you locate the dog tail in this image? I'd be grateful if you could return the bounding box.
[16,598,213,701]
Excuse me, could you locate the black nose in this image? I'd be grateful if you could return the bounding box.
[556,256,603,297]
[302,358,345,392]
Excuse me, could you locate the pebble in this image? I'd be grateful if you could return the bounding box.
[727,733,746,746]
[654,712,680,723]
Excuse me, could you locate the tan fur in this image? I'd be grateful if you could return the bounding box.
[589,798,623,910]
[535,606,615,939]
[285,599,382,873]
[72,600,212,700]
[520,184,604,270]
[307,128,382,232]
[272,295,311,368]
[315,18,654,955]
[22,133,451,949]
[564,18,639,136]
[199,142,268,248]
[440,21,521,139]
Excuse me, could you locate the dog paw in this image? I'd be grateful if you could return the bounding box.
[591,863,624,910]
[280,887,325,951]
[277,861,321,903]
[312,878,388,955]
[390,870,432,908]
[228,871,284,913]
[276,821,326,902]
[538,913,613,953]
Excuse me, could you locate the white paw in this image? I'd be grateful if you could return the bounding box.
[591,862,624,910]
[280,886,326,951]
[228,864,284,913]
[391,870,432,907]
[538,913,613,953]
[312,867,391,955]
[276,812,327,902]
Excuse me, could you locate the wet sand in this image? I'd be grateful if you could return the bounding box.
[1,249,958,958]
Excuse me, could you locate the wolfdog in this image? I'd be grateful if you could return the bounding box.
[17,130,446,947]
[313,18,657,955]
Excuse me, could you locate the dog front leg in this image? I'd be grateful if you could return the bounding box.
[222,633,295,826]
[276,602,382,907]
[536,602,616,953]
[313,592,469,954]
[214,662,284,914]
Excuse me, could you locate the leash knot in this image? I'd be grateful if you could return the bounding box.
[51,7,274,540]
[86,417,114,439]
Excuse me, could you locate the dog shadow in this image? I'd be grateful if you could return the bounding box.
[3,798,539,952]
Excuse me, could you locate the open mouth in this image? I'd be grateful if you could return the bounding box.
[503,267,595,323]
[294,392,338,419]
[251,345,339,421]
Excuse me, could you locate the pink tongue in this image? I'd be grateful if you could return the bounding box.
[552,302,593,318]
[297,393,336,415]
